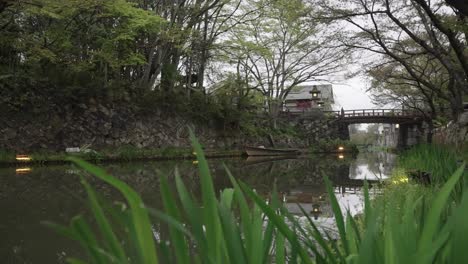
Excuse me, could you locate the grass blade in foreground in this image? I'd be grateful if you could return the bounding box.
[239,181,313,264]
[67,157,158,264]
[81,178,126,263]
[189,130,226,263]
[417,163,465,263]
[324,176,349,255]
[159,175,190,263]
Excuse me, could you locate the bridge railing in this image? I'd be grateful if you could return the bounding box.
[278,109,323,118]
[322,109,422,118]
[278,108,424,120]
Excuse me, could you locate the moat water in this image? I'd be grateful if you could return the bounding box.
[0,151,396,263]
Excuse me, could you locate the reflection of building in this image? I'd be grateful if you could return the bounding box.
[284,185,381,220]
[374,123,421,148]
[285,185,332,219]
[283,85,334,112]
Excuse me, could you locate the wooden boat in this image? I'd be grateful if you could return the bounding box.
[244,155,298,165]
[244,146,299,156]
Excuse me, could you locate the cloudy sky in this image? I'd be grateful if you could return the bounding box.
[310,75,376,111]
[332,76,376,110]
[312,75,378,131]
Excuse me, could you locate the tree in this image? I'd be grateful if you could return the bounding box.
[445,0,468,17]
[318,0,467,119]
[366,57,451,142]
[350,124,380,145]
[222,0,349,120]
[1,0,242,112]
[0,0,164,110]
[134,0,238,95]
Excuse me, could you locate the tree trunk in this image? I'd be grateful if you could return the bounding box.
[160,49,178,92]
[445,0,468,17]
[196,13,210,94]
[268,100,282,129]
[426,120,434,143]
[450,88,464,120]
[139,40,160,90]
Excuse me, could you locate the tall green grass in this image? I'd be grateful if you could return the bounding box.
[399,144,467,201]
[53,136,468,263]
[400,144,460,183]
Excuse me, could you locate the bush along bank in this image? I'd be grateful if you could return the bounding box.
[51,135,468,263]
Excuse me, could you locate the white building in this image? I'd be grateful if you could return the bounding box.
[283,85,335,112]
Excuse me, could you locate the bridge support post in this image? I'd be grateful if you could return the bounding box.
[415,123,424,144]
[338,123,350,140]
[397,124,409,149]
[422,121,433,143]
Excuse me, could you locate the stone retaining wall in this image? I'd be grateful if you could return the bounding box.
[433,112,468,145]
[0,103,351,152]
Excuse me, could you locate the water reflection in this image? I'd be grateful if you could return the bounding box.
[350,151,397,180]
[0,151,394,263]
[15,167,32,175]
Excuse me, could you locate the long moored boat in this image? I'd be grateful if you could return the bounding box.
[244,146,299,156]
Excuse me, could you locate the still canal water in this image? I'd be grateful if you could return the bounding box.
[0,151,396,263]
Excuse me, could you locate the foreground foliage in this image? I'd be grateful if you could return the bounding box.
[400,144,467,201]
[54,137,468,263]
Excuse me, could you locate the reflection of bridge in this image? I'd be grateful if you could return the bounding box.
[334,185,382,195]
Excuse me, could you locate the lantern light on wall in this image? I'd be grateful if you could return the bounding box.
[309,85,321,101]
[16,155,32,161]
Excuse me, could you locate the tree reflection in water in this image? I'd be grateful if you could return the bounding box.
[0,151,391,263]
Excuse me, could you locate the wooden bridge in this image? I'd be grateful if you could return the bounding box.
[326,109,425,124]
[324,109,424,124]
[279,108,427,148]
[282,108,426,124]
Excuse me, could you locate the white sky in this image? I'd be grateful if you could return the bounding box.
[327,75,379,131]
[310,75,376,111]
[332,76,376,110]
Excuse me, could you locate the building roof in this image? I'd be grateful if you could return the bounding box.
[285,85,334,103]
